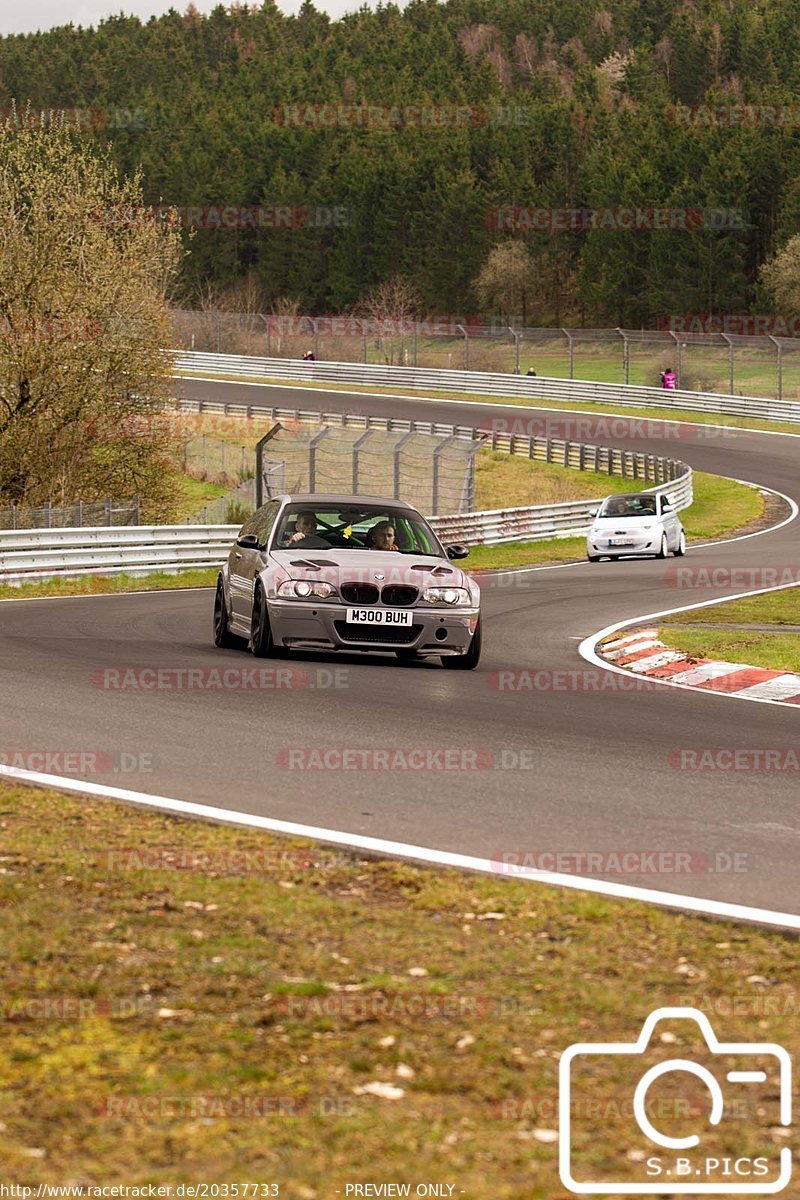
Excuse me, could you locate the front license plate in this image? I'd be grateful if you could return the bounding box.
[346,607,413,626]
[608,539,635,547]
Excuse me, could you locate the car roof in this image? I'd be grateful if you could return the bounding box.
[272,493,421,508]
[604,492,658,500]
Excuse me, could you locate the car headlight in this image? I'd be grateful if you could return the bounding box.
[277,579,337,600]
[422,586,471,606]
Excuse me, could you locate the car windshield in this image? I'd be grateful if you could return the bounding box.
[273,504,445,555]
[597,495,658,519]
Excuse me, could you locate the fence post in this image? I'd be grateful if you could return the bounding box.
[618,328,629,384]
[76,499,83,528]
[266,315,271,358]
[509,327,520,374]
[352,428,376,494]
[722,332,734,395]
[308,426,332,493]
[105,498,112,525]
[393,431,417,500]
[413,322,418,368]
[670,331,682,387]
[44,501,51,529]
[216,313,221,354]
[432,435,459,515]
[456,324,468,370]
[769,335,783,402]
[313,317,320,361]
[362,319,367,364]
[12,503,16,531]
[562,328,574,378]
[135,495,141,525]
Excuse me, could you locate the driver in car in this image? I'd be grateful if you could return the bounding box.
[286,512,318,543]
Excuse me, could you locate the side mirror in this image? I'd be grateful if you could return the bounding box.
[662,502,673,513]
[446,544,469,560]
[236,533,261,550]
[589,508,599,518]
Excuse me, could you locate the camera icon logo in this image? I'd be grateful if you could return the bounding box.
[559,1006,792,1194]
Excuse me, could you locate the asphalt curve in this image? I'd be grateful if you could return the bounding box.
[1,376,799,917]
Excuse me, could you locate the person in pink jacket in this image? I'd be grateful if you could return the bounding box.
[660,367,676,389]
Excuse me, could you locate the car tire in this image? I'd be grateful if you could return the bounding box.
[656,534,669,559]
[250,583,279,657]
[441,617,482,671]
[213,576,242,649]
[674,530,686,556]
[587,553,600,562]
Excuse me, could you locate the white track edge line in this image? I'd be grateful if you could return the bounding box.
[2,763,798,930]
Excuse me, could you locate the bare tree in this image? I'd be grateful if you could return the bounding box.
[0,105,184,516]
[473,242,535,325]
[356,275,422,363]
[760,235,800,311]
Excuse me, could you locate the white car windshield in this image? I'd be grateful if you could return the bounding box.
[597,496,658,519]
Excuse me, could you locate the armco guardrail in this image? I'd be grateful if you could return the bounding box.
[0,468,691,579]
[0,525,238,584]
[172,350,800,425]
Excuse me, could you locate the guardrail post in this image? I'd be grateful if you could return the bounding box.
[76,500,83,528]
[105,498,111,525]
[545,439,552,464]
[563,442,570,467]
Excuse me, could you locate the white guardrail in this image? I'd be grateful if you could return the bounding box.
[0,429,691,581]
[172,349,800,425]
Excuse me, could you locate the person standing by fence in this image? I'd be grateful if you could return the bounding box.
[660,367,676,390]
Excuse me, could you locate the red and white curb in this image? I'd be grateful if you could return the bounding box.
[601,628,800,703]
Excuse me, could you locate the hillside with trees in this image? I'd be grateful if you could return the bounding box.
[2,0,800,323]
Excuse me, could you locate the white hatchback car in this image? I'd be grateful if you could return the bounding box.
[586,492,686,561]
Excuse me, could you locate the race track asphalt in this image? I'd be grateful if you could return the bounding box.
[1,376,798,917]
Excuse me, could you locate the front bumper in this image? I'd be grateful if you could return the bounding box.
[588,535,657,557]
[268,599,479,656]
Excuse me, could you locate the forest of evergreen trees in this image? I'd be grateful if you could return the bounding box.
[2,0,800,324]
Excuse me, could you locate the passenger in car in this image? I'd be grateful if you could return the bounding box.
[368,521,399,551]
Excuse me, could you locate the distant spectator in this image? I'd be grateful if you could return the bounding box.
[526,366,537,377]
[302,350,316,362]
[660,367,676,390]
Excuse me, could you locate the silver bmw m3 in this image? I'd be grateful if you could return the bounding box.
[213,493,482,669]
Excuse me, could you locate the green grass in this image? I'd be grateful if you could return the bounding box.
[474,449,656,510]
[0,781,796,1189]
[660,627,800,673]
[0,569,218,603]
[664,588,800,626]
[176,475,229,520]
[658,585,800,673]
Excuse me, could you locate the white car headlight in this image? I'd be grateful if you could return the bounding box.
[422,586,471,606]
[277,579,336,600]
